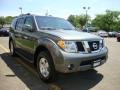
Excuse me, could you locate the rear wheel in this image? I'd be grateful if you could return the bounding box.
[9,40,16,56]
[37,51,56,82]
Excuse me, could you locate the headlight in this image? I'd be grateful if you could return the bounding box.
[57,40,78,53]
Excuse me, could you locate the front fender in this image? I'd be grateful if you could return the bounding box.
[37,38,64,66]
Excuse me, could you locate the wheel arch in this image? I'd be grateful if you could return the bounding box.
[34,45,53,66]
[9,37,13,49]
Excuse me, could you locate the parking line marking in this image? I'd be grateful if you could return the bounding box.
[0,44,38,76]
[0,44,62,89]
[15,57,39,77]
[0,44,9,52]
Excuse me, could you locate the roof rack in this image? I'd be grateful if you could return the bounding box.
[19,13,31,16]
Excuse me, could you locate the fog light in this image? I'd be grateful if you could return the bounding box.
[67,64,74,70]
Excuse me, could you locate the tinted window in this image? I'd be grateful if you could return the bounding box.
[24,17,33,27]
[16,18,24,31]
[11,18,17,29]
[35,16,75,30]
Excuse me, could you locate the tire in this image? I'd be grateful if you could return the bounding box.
[9,40,16,56]
[37,51,56,82]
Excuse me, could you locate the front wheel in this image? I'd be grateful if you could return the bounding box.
[37,51,56,82]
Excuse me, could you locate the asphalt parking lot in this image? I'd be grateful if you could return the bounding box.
[0,37,120,90]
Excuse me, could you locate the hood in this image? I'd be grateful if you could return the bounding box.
[41,29,102,40]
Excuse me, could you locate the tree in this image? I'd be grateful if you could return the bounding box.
[0,17,6,28]
[74,15,81,28]
[78,15,87,29]
[67,15,76,27]
[67,14,90,29]
[92,15,105,30]
[5,16,13,24]
[92,10,120,32]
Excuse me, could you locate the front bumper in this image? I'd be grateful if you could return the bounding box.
[55,47,108,73]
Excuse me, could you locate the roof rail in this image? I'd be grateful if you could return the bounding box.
[26,13,31,15]
[19,13,31,16]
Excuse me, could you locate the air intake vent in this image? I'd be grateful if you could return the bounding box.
[76,42,85,52]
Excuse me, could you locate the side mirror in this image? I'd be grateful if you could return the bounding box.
[23,24,33,32]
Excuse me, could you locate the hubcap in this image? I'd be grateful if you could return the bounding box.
[10,42,13,55]
[39,58,50,78]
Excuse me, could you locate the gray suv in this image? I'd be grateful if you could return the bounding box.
[9,14,108,82]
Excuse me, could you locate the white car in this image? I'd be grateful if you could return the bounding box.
[97,30,108,37]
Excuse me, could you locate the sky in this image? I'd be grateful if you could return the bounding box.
[0,0,120,19]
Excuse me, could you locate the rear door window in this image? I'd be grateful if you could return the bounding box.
[11,18,17,29]
[15,18,25,31]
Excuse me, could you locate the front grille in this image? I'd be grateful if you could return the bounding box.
[76,42,85,51]
[88,41,99,51]
[76,41,100,52]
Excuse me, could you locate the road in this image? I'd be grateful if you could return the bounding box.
[0,37,120,90]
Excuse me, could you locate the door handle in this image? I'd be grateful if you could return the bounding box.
[23,36,28,39]
[15,34,21,38]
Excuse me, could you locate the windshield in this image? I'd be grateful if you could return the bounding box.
[35,16,75,30]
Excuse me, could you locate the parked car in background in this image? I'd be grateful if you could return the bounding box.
[82,27,96,33]
[97,30,108,37]
[0,27,9,36]
[117,33,120,42]
[108,31,118,37]
[82,27,97,35]
[82,28,90,33]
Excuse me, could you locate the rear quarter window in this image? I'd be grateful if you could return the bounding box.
[11,18,17,29]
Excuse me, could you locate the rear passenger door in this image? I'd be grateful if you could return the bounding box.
[14,17,25,53]
[20,16,36,62]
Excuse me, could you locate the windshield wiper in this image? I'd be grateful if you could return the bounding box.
[40,27,57,30]
[62,28,75,30]
[40,27,75,30]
